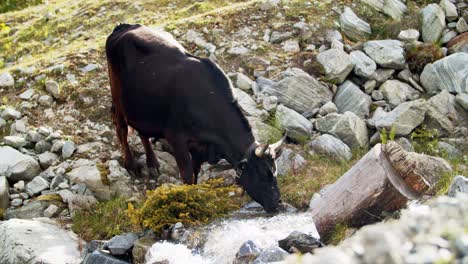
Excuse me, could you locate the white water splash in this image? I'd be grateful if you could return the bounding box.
[145,212,319,264]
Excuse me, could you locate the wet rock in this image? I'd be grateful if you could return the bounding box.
[334,80,372,118]
[4,200,53,219]
[317,49,354,84]
[276,148,307,177]
[261,69,332,114]
[278,231,323,253]
[83,250,128,264]
[364,40,406,69]
[421,4,446,43]
[3,136,28,149]
[380,80,419,107]
[232,88,268,119]
[421,53,468,94]
[234,240,261,264]
[398,29,420,42]
[361,0,407,20]
[440,0,458,22]
[340,7,371,41]
[425,90,468,136]
[448,175,468,197]
[309,134,352,162]
[25,176,49,196]
[108,233,139,256]
[0,72,14,88]
[0,176,9,209]
[275,105,313,142]
[318,102,338,116]
[0,146,41,182]
[0,218,81,264]
[45,80,61,99]
[1,108,21,120]
[253,246,289,263]
[132,235,156,264]
[315,112,368,148]
[372,99,427,135]
[350,50,376,79]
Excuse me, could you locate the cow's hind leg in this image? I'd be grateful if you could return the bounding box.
[112,106,137,177]
[166,134,195,184]
[139,135,161,187]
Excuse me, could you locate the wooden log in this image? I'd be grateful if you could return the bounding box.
[309,142,431,237]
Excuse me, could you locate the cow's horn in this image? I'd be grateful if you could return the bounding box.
[255,144,269,157]
[268,134,287,158]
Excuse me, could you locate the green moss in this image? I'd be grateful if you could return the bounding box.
[323,223,349,245]
[72,197,138,241]
[0,0,43,13]
[127,179,239,235]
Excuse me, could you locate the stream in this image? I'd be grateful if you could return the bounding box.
[145,205,319,264]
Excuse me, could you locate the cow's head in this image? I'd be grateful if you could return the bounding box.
[237,136,286,213]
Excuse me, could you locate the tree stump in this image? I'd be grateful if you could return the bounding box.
[309,142,432,237]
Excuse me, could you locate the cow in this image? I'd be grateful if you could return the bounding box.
[105,24,285,212]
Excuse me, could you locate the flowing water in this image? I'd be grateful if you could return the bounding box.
[145,211,319,264]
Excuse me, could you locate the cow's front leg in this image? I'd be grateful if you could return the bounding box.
[139,134,161,187]
[167,135,195,184]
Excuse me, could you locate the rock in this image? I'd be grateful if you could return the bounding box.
[25,176,50,196]
[447,32,468,54]
[247,117,282,143]
[438,142,462,158]
[0,72,14,88]
[420,4,446,43]
[38,152,59,169]
[364,80,377,94]
[282,39,301,53]
[228,46,250,55]
[278,231,323,254]
[262,96,278,111]
[234,240,261,264]
[43,204,59,218]
[197,162,237,185]
[232,88,268,119]
[38,95,53,106]
[441,30,458,44]
[11,198,22,207]
[448,176,468,197]
[3,136,28,149]
[318,102,338,116]
[62,140,76,159]
[66,160,111,200]
[373,69,396,85]
[372,99,427,135]
[456,18,468,33]
[19,89,35,100]
[275,148,307,177]
[395,137,414,152]
[421,53,468,94]
[0,176,9,209]
[425,90,468,136]
[340,7,371,41]
[0,219,81,263]
[67,194,97,217]
[132,236,156,264]
[309,134,352,162]
[455,236,468,257]
[315,112,368,148]
[0,146,41,182]
[261,70,333,113]
[363,40,406,69]
[13,180,25,192]
[334,80,372,118]
[83,250,128,264]
[275,105,313,142]
[236,73,253,91]
[317,49,355,84]
[45,81,61,99]
[4,200,54,219]
[50,175,65,190]
[1,107,21,120]
[253,246,289,263]
[260,0,281,11]
[440,0,458,22]
[363,0,407,20]
[80,63,101,73]
[380,80,419,107]
[398,29,420,41]
[35,140,52,153]
[108,233,139,256]
[270,31,294,44]
[456,93,468,110]
[350,50,377,79]
[407,151,452,186]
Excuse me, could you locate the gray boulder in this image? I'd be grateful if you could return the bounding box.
[4,200,53,219]
[420,4,446,43]
[317,49,355,84]
[380,80,420,107]
[278,231,323,253]
[275,105,313,142]
[236,73,253,91]
[232,88,268,119]
[62,140,76,159]
[275,148,307,177]
[0,176,9,209]
[340,7,371,41]
[253,246,289,264]
[425,90,468,136]
[247,117,282,144]
[45,81,61,99]
[0,218,81,264]
[3,136,28,149]
[234,240,261,264]
[363,40,406,69]
[350,50,377,79]
[66,159,111,200]
[372,99,427,135]
[456,93,468,110]
[398,29,420,42]
[448,175,468,197]
[197,162,237,185]
[457,18,468,33]
[0,72,14,88]
[108,233,139,256]
[420,53,468,94]
[0,146,41,182]
[1,108,21,121]
[318,102,338,116]
[315,112,368,148]
[361,0,407,20]
[309,134,352,162]
[440,0,458,22]
[334,80,372,118]
[38,152,59,169]
[25,176,50,196]
[260,70,333,114]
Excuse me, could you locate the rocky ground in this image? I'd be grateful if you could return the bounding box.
[0,0,467,263]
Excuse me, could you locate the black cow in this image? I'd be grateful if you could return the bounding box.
[105,24,285,212]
